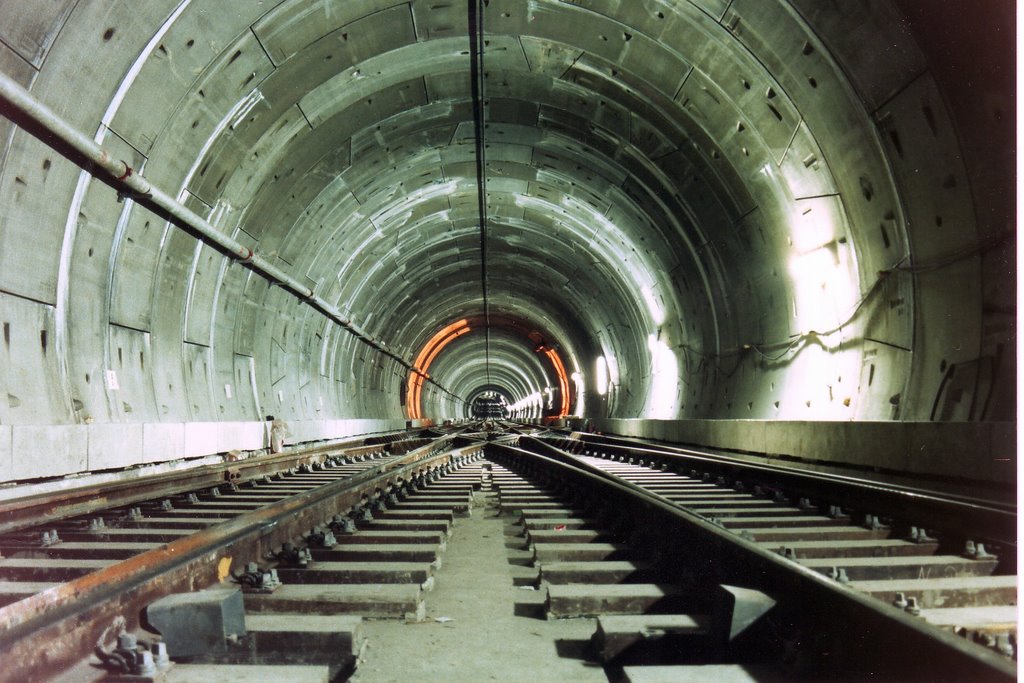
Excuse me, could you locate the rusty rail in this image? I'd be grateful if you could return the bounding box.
[0,439,482,681]
[542,431,1017,548]
[0,431,422,536]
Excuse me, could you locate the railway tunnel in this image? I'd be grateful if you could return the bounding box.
[0,1,1015,681]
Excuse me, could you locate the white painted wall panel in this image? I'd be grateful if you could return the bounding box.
[141,422,186,464]
[12,424,87,479]
[88,422,144,471]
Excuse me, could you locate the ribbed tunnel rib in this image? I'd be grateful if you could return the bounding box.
[0,0,1013,483]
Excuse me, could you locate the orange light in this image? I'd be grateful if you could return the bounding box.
[407,319,470,419]
[410,326,470,418]
[543,347,571,417]
[422,326,470,370]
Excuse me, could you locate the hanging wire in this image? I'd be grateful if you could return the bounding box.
[468,0,491,385]
[676,256,909,376]
[675,229,1012,380]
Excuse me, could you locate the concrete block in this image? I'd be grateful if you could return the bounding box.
[990,422,1016,456]
[617,419,638,438]
[184,422,219,458]
[290,417,317,444]
[11,424,87,479]
[662,420,687,444]
[316,420,335,439]
[757,421,905,470]
[215,421,239,452]
[320,420,339,439]
[330,419,402,440]
[602,419,628,437]
[284,420,306,443]
[142,422,185,464]
[332,420,352,438]
[539,560,648,584]
[0,425,12,482]
[546,584,689,618]
[763,420,810,458]
[167,664,328,682]
[342,419,368,437]
[247,611,363,646]
[988,422,1016,483]
[306,420,332,443]
[146,587,246,658]
[839,422,910,471]
[243,584,424,619]
[675,419,709,447]
[595,614,709,663]
[623,419,645,439]
[908,422,988,480]
[241,421,266,450]
[622,664,784,683]
[312,420,330,440]
[217,421,259,452]
[704,420,727,449]
[87,422,143,471]
[711,419,766,454]
[276,562,432,585]
[715,585,776,641]
[352,419,374,437]
[233,614,363,673]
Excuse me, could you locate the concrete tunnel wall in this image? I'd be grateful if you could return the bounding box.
[0,1,1014,484]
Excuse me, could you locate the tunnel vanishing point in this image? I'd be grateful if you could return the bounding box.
[0,1,1015,493]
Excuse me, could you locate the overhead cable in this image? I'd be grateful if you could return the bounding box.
[468,0,492,386]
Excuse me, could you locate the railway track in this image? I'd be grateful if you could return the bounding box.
[0,452,400,607]
[0,429,484,681]
[504,430,1016,681]
[0,424,1014,682]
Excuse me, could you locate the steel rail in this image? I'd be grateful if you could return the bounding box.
[0,71,462,407]
[541,432,1016,548]
[562,427,1017,508]
[0,430,422,536]
[491,438,1016,682]
[0,438,481,681]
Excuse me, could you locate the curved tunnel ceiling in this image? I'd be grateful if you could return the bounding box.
[0,0,1014,465]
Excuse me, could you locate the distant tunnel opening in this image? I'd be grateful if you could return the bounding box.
[469,390,509,420]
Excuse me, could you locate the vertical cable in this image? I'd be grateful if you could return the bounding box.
[468,0,491,386]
